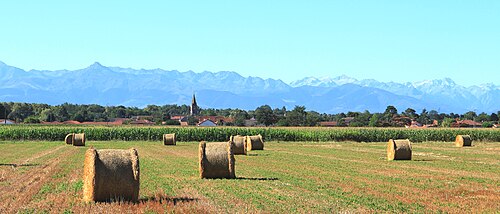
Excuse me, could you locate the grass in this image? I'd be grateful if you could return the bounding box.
[0,140,499,213]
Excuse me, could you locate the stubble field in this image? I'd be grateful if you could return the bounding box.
[0,140,499,213]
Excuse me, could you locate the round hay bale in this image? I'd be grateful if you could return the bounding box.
[387,139,412,160]
[65,133,74,145]
[83,147,140,202]
[455,135,472,147]
[246,134,264,151]
[199,141,235,179]
[163,133,176,145]
[73,133,85,146]
[230,135,247,155]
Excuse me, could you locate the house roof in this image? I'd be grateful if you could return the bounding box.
[198,119,217,126]
[457,119,482,126]
[170,115,185,120]
[319,121,338,126]
[197,116,234,124]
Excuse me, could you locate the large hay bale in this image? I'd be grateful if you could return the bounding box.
[246,134,264,151]
[455,135,472,147]
[387,139,412,160]
[230,135,246,155]
[163,133,176,145]
[199,141,235,179]
[65,133,74,145]
[73,133,86,146]
[83,147,140,202]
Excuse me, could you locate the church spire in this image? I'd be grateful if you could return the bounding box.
[190,93,199,116]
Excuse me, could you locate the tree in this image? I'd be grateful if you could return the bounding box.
[463,111,477,120]
[286,106,307,126]
[476,112,490,122]
[39,109,56,122]
[441,117,454,127]
[0,103,8,119]
[368,113,381,127]
[384,105,398,116]
[417,109,430,125]
[350,110,371,127]
[7,103,33,122]
[255,105,276,126]
[490,113,499,123]
[305,111,321,126]
[230,109,248,126]
[403,108,417,119]
[24,116,40,124]
[187,116,199,126]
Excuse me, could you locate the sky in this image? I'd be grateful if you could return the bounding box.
[1,1,499,86]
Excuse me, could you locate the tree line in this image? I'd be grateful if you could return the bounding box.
[1,102,499,127]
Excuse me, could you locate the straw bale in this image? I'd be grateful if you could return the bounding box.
[83,147,140,202]
[65,133,74,145]
[246,134,264,151]
[199,141,235,179]
[73,133,85,146]
[230,135,246,155]
[455,135,472,147]
[163,133,176,145]
[387,139,412,160]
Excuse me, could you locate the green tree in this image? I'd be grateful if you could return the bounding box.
[305,111,321,126]
[187,116,199,126]
[0,103,9,119]
[255,105,276,126]
[463,111,477,120]
[441,117,454,127]
[286,106,307,126]
[402,108,418,119]
[368,113,381,127]
[476,112,490,122]
[39,109,56,122]
[490,113,499,122]
[230,109,248,126]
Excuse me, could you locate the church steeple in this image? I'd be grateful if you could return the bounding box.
[190,93,199,116]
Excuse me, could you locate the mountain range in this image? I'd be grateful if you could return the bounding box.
[0,61,498,113]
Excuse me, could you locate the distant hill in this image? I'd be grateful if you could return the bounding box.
[1,61,498,113]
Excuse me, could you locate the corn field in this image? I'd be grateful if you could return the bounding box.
[0,125,499,142]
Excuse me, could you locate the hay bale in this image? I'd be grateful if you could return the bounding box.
[230,135,247,155]
[65,133,74,145]
[387,139,412,160]
[455,135,472,147]
[73,133,85,146]
[246,134,264,151]
[83,147,140,202]
[199,141,235,179]
[163,133,176,145]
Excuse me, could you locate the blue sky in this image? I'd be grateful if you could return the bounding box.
[1,1,499,86]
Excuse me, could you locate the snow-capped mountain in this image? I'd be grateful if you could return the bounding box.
[291,75,500,113]
[0,61,498,113]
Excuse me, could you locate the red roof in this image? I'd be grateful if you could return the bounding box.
[319,121,338,127]
[196,116,234,124]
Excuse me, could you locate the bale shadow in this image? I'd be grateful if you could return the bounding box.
[0,163,39,167]
[96,196,198,205]
[246,154,269,157]
[236,177,279,181]
[413,159,434,162]
[140,196,198,205]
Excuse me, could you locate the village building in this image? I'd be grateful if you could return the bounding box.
[190,94,199,116]
[0,119,16,125]
[198,119,217,127]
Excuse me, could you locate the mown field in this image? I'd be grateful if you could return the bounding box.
[1,140,499,213]
[1,125,500,142]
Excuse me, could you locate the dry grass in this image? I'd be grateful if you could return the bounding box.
[0,140,499,213]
